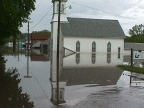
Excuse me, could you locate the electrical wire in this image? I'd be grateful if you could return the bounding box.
[69,1,143,22]
[30,6,53,30]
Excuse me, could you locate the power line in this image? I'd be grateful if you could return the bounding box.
[30,6,53,30]
[22,0,45,33]
[69,1,143,22]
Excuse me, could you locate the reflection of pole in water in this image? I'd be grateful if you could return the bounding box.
[24,49,32,78]
[130,72,132,85]
[18,40,20,61]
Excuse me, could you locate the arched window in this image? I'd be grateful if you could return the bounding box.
[61,4,64,13]
[76,53,80,64]
[76,41,80,52]
[107,42,111,64]
[107,42,111,53]
[92,41,96,52]
[57,4,59,13]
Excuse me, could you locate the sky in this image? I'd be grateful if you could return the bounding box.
[19,0,144,36]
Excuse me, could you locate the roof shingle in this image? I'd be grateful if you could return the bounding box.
[61,17,126,38]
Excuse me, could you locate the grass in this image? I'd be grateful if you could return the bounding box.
[117,65,144,74]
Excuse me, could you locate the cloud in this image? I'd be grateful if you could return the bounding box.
[20,0,144,36]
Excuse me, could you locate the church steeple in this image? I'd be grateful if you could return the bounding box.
[51,0,68,22]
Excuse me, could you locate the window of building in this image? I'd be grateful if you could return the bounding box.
[107,42,111,64]
[92,41,96,52]
[107,42,111,53]
[118,47,120,58]
[76,53,80,64]
[76,41,80,52]
[60,91,63,99]
[107,53,111,64]
[61,4,64,13]
[92,53,96,64]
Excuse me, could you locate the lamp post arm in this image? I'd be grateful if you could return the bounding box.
[60,5,72,12]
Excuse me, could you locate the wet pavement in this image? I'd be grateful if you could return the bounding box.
[2,49,144,108]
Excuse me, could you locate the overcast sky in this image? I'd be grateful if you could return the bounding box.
[20,0,144,36]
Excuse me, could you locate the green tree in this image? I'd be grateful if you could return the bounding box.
[32,30,51,33]
[125,24,144,43]
[0,53,34,108]
[129,24,144,37]
[0,0,36,45]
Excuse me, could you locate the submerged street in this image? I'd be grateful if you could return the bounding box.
[1,49,144,108]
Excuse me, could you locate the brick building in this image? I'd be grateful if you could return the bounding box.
[31,33,51,46]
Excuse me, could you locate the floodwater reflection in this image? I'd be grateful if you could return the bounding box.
[50,52,124,105]
[50,51,144,107]
[2,48,144,108]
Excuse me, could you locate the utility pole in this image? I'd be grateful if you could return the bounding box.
[28,21,29,49]
[57,0,61,105]
[27,21,30,49]
[24,21,32,78]
[27,21,33,49]
[131,48,133,66]
[24,50,32,78]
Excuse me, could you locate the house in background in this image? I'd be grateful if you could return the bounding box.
[31,33,51,46]
[40,38,52,54]
[31,42,42,49]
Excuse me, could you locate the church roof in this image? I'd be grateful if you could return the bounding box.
[61,17,126,38]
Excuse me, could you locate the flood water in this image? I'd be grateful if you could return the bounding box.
[1,48,144,108]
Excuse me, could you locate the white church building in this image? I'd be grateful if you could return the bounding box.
[50,0,126,104]
[51,0,125,54]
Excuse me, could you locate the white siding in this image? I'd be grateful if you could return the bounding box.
[64,37,124,53]
[63,52,123,68]
[51,22,58,52]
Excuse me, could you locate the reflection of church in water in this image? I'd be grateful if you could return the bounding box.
[50,52,124,105]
